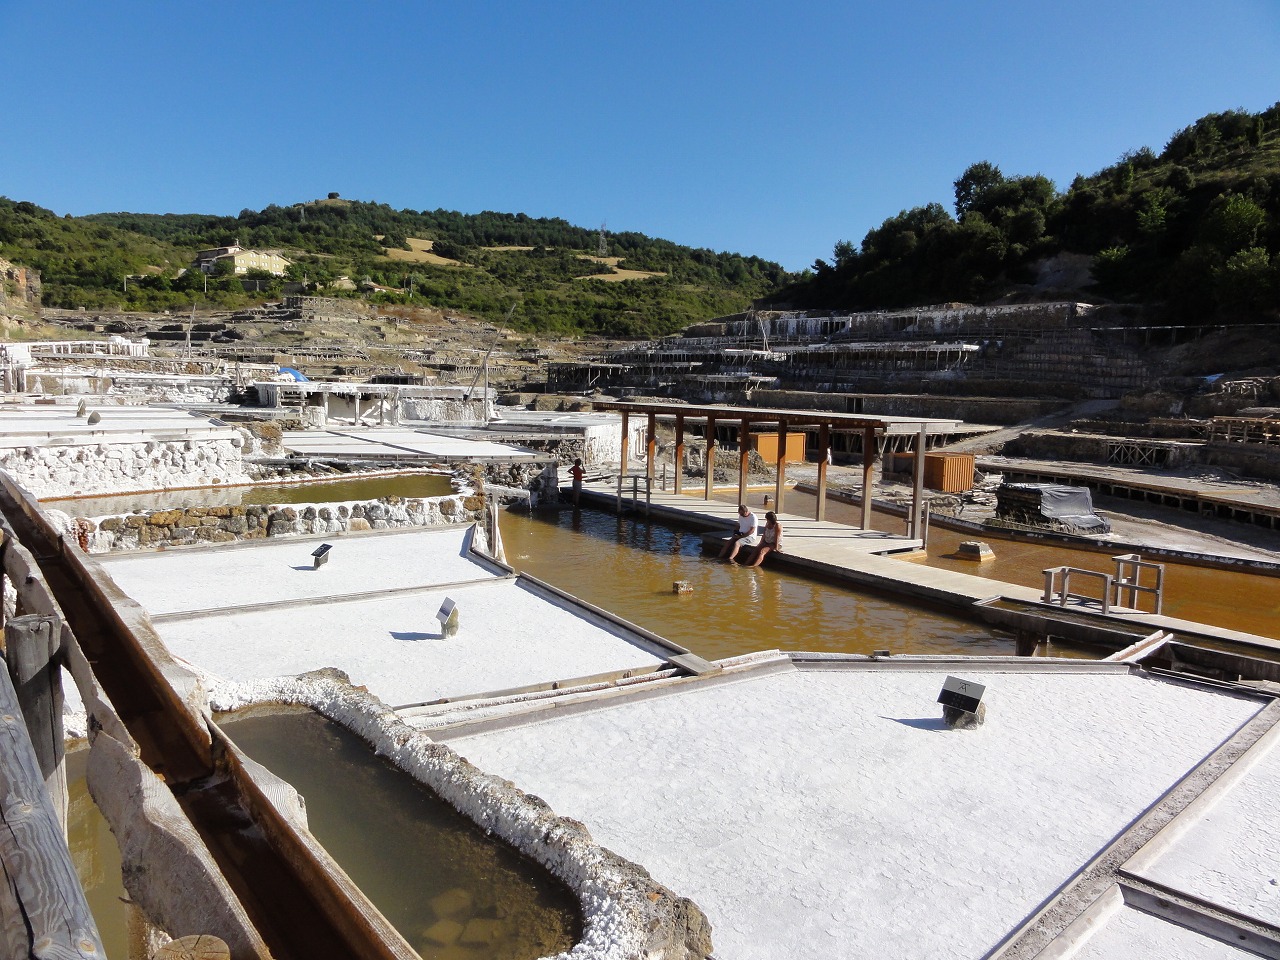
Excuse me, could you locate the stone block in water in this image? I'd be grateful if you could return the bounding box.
[431,887,474,919]
[956,540,995,561]
[421,918,465,947]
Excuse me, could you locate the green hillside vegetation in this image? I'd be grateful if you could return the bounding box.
[788,103,1280,323]
[0,197,787,337]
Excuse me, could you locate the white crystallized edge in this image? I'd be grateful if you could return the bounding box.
[208,670,714,960]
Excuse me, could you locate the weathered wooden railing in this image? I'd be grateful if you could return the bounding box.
[0,470,421,960]
[0,613,104,960]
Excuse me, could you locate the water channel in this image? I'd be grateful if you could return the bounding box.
[43,471,455,517]
[223,710,581,960]
[775,487,1280,640]
[67,711,582,960]
[499,506,1018,660]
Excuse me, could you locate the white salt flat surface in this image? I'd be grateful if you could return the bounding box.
[442,668,1262,960]
[1071,904,1255,959]
[1130,731,1280,927]
[152,579,663,707]
[283,429,532,458]
[99,528,495,614]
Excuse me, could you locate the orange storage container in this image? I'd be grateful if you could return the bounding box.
[924,452,975,492]
[750,432,807,464]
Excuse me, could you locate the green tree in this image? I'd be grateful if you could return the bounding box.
[954,161,1004,219]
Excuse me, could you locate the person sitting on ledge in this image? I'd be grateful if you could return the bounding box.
[719,503,759,562]
[747,511,783,567]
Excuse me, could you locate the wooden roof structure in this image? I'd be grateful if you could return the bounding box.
[592,400,949,534]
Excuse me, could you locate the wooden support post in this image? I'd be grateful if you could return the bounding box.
[646,413,657,484]
[4,615,66,836]
[738,418,750,508]
[774,423,787,514]
[816,423,829,522]
[674,414,685,495]
[861,427,876,531]
[911,425,927,540]
[619,411,630,478]
[703,417,716,501]
[618,411,629,514]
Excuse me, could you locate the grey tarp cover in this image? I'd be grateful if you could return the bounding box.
[1005,483,1111,533]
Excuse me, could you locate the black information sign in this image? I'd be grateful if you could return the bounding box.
[937,676,985,714]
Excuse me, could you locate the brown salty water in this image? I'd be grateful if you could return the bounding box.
[223,710,582,960]
[498,506,1021,660]
[772,488,1280,640]
[43,471,455,517]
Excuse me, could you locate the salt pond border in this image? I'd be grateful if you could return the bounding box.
[48,494,486,553]
[211,670,715,960]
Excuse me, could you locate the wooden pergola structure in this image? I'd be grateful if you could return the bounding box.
[592,401,961,538]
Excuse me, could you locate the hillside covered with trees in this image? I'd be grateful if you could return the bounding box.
[788,103,1280,323]
[0,198,789,337]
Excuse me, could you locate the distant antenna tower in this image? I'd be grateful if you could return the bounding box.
[597,222,608,258]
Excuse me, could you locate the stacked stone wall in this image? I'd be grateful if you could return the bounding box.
[0,434,259,499]
[56,494,486,553]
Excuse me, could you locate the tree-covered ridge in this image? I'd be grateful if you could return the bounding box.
[790,103,1280,321]
[0,197,788,337]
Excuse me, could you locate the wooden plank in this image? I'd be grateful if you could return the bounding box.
[0,673,101,960]
[5,615,66,836]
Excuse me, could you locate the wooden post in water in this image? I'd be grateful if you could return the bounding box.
[815,423,830,521]
[4,614,66,835]
[674,414,685,495]
[703,416,717,501]
[737,418,750,508]
[646,413,657,486]
[911,425,927,540]
[774,423,788,514]
[861,426,876,530]
[618,410,630,514]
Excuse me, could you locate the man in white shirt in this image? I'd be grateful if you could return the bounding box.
[719,503,760,562]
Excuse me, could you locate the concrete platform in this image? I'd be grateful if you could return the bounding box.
[283,428,540,461]
[92,526,671,710]
[99,526,500,614]
[438,658,1274,960]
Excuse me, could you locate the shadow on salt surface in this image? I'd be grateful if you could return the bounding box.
[389,630,441,642]
[884,716,949,731]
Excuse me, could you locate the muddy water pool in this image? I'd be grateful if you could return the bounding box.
[499,506,1016,659]
[223,710,581,960]
[43,471,455,517]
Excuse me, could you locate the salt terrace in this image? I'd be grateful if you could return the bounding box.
[98,526,671,705]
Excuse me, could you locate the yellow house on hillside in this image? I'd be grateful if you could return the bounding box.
[194,244,291,276]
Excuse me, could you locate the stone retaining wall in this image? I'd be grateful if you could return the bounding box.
[55,494,486,553]
[0,434,258,499]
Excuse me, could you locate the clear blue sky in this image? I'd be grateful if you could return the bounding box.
[4,1,1278,271]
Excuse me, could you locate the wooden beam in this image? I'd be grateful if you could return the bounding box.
[673,414,685,495]
[738,418,750,508]
[646,412,657,483]
[619,411,630,478]
[816,423,829,521]
[4,615,66,836]
[861,426,876,531]
[0,658,102,960]
[911,424,927,540]
[774,423,787,513]
[703,417,716,501]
